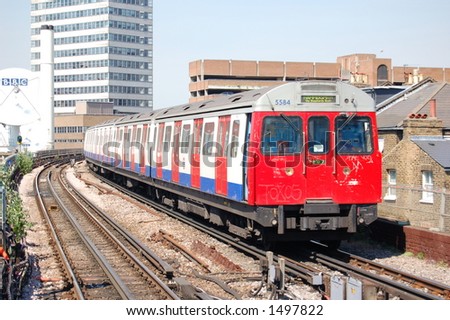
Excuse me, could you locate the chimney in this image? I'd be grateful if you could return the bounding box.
[402,116,443,140]
[430,99,437,118]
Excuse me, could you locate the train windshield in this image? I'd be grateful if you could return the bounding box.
[308,116,330,154]
[261,116,302,155]
[336,116,373,154]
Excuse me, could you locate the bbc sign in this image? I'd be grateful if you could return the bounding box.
[2,78,29,86]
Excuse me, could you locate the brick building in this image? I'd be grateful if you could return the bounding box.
[54,101,121,150]
[377,81,450,232]
[188,59,341,102]
[189,53,450,103]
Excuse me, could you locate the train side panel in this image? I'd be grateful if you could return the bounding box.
[84,80,382,244]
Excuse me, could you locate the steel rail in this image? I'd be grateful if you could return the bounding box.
[59,169,179,299]
[34,163,84,300]
[47,170,134,300]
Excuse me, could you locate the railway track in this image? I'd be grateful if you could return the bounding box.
[88,166,450,300]
[34,162,179,300]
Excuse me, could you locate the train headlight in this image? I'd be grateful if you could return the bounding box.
[285,168,294,176]
[343,167,351,175]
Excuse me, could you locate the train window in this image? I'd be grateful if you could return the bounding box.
[230,120,240,158]
[124,130,131,163]
[217,117,230,157]
[136,128,142,144]
[93,130,98,152]
[146,126,156,146]
[336,116,373,154]
[104,129,109,147]
[308,117,330,154]
[202,122,215,156]
[157,124,164,154]
[193,119,203,156]
[163,126,172,152]
[146,126,152,156]
[102,129,107,152]
[119,128,123,142]
[181,124,191,153]
[261,116,302,155]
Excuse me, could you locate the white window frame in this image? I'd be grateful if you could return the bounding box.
[420,171,434,203]
[384,169,397,200]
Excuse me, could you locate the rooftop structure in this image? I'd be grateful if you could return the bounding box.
[189,54,450,103]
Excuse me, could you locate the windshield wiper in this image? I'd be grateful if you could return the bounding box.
[280,113,300,132]
[338,112,356,130]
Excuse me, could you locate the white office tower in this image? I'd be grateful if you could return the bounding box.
[31,0,153,114]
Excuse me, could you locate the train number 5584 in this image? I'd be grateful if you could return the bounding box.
[274,99,291,105]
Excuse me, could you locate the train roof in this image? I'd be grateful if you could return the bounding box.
[91,80,375,128]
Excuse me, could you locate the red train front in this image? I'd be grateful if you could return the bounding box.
[246,81,381,245]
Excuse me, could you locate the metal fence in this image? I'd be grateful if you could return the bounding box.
[379,184,450,233]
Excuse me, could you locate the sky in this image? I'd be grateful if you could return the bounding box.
[1,0,450,109]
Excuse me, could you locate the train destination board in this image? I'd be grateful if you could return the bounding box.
[301,95,336,103]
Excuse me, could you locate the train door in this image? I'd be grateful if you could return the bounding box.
[243,115,251,202]
[162,122,173,181]
[215,115,230,196]
[98,128,104,163]
[102,127,108,163]
[130,125,137,172]
[149,124,157,177]
[191,118,203,189]
[104,127,109,165]
[179,120,193,187]
[156,123,165,179]
[106,127,113,166]
[305,116,333,198]
[119,126,126,168]
[200,118,217,194]
[115,127,122,167]
[92,128,98,161]
[123,126,131,170]
[140,124,148,175]
[227,114,247,201]
[254,114,304,205]
[135,126,143,173]
[172,121,182,183]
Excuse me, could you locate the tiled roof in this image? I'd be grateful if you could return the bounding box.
[376,80,450,128]
[413,139,450,170]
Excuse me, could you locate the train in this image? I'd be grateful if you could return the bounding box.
[84,80,382,248]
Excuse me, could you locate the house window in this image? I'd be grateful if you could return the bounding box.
[384,170,397,200]
[421,171,433,203]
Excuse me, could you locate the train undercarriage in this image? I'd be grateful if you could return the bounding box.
[90,161,377,248]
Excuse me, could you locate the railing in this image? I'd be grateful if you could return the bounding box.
[1,182,5,247]
[379,184,450,233]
